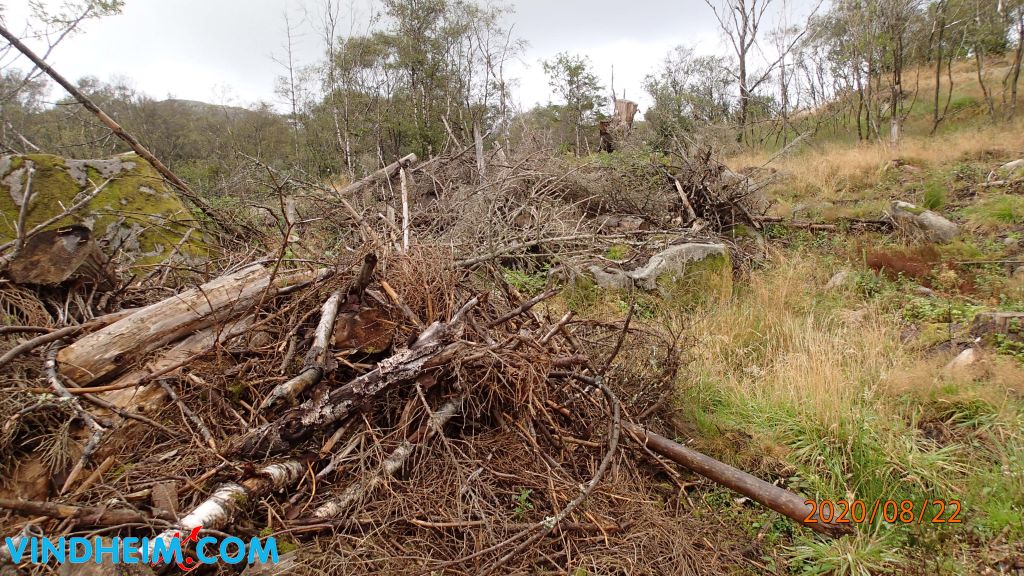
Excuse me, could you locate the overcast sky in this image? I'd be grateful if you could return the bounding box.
[0,0,793,114]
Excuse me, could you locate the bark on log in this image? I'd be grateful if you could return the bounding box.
[149,460,307,557]
[57,265,313,385]
[623,421,852,538]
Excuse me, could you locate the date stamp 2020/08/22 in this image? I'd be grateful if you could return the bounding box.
[803,499,962,525]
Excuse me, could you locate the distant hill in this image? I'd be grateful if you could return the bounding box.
[156,98,266,118]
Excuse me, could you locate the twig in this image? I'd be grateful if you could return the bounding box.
[12,163,34,254]
[44,344,106,495]
[400,167,410,251]
[380,279,424,328]
[0,326,52,336]
[485,288,559,328]
[159,379,217,451]
[308,398,461,519]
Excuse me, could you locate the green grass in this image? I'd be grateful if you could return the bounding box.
[659,248,1024,573]
[922,176,948,211]
[962,195,1024,230]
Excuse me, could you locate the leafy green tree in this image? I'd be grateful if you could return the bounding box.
[541,52,607,155]
[643,46,735,145]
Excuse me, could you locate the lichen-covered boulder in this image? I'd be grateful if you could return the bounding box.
[0,153,204,270]
[889,201,958,244]
[627,243,731,302]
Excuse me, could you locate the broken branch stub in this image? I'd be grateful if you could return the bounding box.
[232,297,478,458]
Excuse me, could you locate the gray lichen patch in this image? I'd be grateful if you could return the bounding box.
[3,160,34,206]
[64,157,138,186]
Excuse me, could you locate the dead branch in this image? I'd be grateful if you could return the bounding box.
[0,23,240,237]
[232,296,479,457]
[622,421,852,538]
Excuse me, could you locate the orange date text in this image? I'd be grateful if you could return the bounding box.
[802,499,962,525]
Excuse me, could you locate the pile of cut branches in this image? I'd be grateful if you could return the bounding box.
[1,239,849,576]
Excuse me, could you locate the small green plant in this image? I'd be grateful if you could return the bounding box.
[604,244,629,261]
[922,177,947,211]
[994,333,1024,362]
[512,487,534,519]
[503,268,546,295]
[901,297,981,324]
[617,295,657,320]
[854,270,884,298]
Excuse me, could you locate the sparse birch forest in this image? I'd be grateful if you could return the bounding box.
[0,0,1023,574]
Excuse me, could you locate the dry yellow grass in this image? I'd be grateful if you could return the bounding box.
[729,118,1024,211]
[728,56,1024,210]
[688,253,906,428]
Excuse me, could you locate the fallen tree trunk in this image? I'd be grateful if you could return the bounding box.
[0,308,138,369]
[758,216,892,231]
[623,421,853,538]
[335,153,417,197]
[57,264,315,385]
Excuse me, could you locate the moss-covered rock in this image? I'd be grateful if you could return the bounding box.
[0,153,204,269]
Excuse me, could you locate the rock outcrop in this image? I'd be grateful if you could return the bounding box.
[0,153,203,270]
[889,201,958,244]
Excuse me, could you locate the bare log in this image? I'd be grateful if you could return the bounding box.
[622,421,852,538]
[57,264,312,385]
